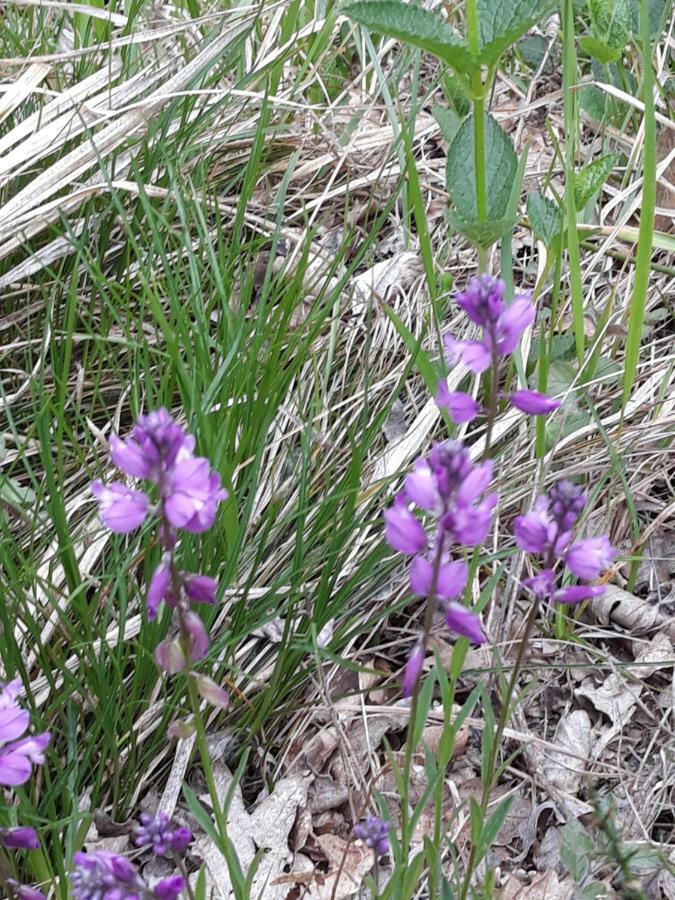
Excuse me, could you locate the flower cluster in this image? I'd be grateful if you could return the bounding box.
[435,275,559,423]
[514,480,616,603]
[70,851,184,900]
[0,680,50,900]
[134,812,192,857]
[354,815,390,857]
[92,409,228,690]
[384,440,497,695]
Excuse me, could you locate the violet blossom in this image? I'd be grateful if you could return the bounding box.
[386,439,494,695]
[514,480,616,604]
[134,812,192,857]
[70,850,184,900]
[0,827,40,850]
[438,276,558,419]
[6,881,47,900]
[354,815,390,856]
[91,409,230,704]
[0,679,50,787]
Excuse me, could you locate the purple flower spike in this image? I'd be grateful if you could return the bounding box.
[566,536,616,580]
[134,812,192,857]
[6,882,48,900]
[435,383,480,424]
[154,875,186,900]
[354,815,390,857]
[90,481,149,533]
[0,827,40,850]
[554,584,606,604]
[444,602,486,644]
[384,494,427,555]
[549,481,586,531]
[510,390,560,415]
[184,574,217,605]
[402,639,425,698]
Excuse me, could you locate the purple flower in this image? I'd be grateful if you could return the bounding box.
[493,294,535,355]
[514,497,554,555]
[6,882,47,900]
[164,457,227,533]
[523,568,555,598]
[405,460,440,512]
[566,536,616,581]
[402,639,425,698]
[509,390,560,415]
[113,409,194,481]
[147,561,172,620]
[410,556,468,601]
[154,876,186,900]
[549,480,586,531]
[134,812,192,857]
[0,680,50,788]
[184,575,217,605]
[455,275,506,327]
[90,481,149,533]
[435,383,480,424]
[183,610,209,661]
[444,602,486,644]
[71,850,144,899]
[384,494,427,554]
[354,815,390,856]
[0,827,40,850]
[554,584,605,604]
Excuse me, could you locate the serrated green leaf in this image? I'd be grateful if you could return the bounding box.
[526,191,563,246]
[477,0,558,65]
[450,213,517,248]
[433,104,460,144]
[574,153,618,209]
[446,112,517,223]
[589,0,632,50]
[345,1,474,72]
[442,71,471,116]
[579,34,622,62]
[560,818,594,882]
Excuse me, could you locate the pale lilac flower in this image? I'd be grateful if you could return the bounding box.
[134,812,192,857]
[435,383,480,424]
[402,640,425,698]
[404,460,440,512]
[90,482,149,533]
[70,850,185,900]
[183,611,209,661]
[0,827,39,849]
[164,457,226,533]
[0,680,50,788]
[566,536,616,581]
[523,569,554,598]
[354,815,390,856]
[509,390,560,415]
[155,639,186,675]
[195,675,229,710]
[444,603,486,644]
[384,495,427,554]
[6,882,47,900]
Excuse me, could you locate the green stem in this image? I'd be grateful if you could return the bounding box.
[622,0,657,408]
[472,91,488,226]
[562,0,585,365]
[459,596,540,900]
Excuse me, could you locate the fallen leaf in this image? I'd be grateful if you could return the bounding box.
[501,869,574,899]
[575,632,673,725]
[309,834,374,899]
[590,585,675,639]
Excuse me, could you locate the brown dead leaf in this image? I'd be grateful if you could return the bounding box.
[500,870,574,899]
[575,632,673,725]
[525,711,593,818]
[590,585,675,639]
[309,834,374,899]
